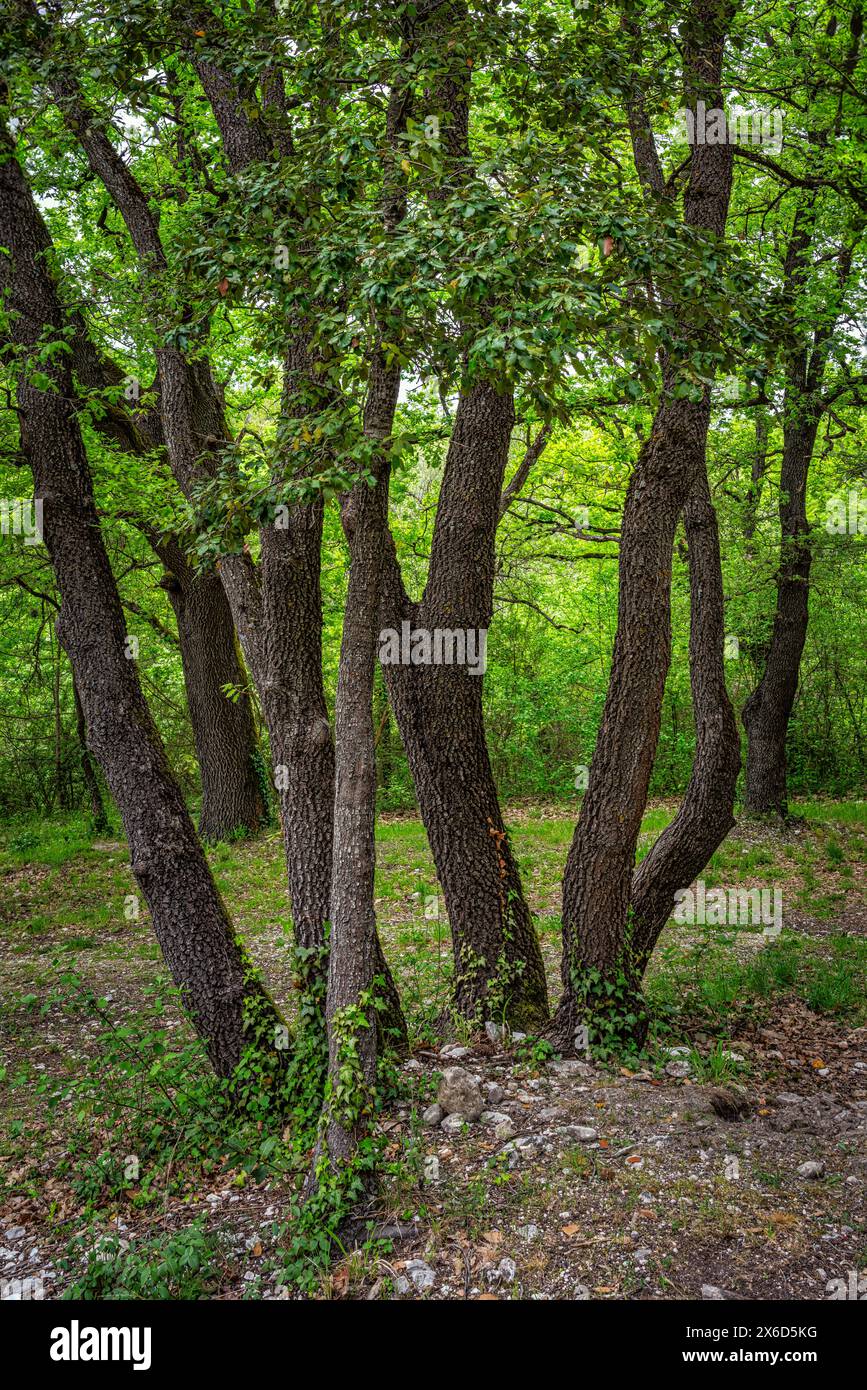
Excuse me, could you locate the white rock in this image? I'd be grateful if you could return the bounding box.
[422,1103,443,1127]
[797,1160,825,1180]
[437,1066,484,1120]
[665,1060,691,1078]
[487,1257,517,1284]
[481,1110,513,1128]
[441,1112,468,1135]
[562,1125,598,1142]
[406,1259,435,1292]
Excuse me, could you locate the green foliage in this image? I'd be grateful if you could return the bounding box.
[61,1223,219,1301]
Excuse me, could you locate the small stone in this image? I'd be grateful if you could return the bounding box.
[485,1021,504,1043]
[441,1112,468,1136]
[665,1060,691,1078]
[499,1137,536,1169]
[422,1103,443,1127]
[406,1259,435,1292]
[518,1224,541,1241]
[485,1082,505,1106]
[563,1125,598,1143]
[481,1110,512,1128]
[394,1276,410,1295]
[440,1044,470,1060]
[548,1058,593,1078]
[573,1284,591,1300]
[702,1284,725,1300]
[423,1156,440,1183]
[487,1257,517,1284]
[511,1032,527,1043]
[494,1119,517,1142]
[3,1228,25,1242]
[438,1066,484,1120]
[797,1160,825,1180]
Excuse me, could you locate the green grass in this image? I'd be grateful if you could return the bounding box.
[648,933,867,1029]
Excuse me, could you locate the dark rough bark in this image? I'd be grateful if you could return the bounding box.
[325,363,398,1168]
[742,231,852,818]
[72,324,267,842]
[381,384,549,1030]
[629,468,741,977]
[377,1,548,1031]
[743,408,770,546]
[73,676,110,834]
[160,556,266,842]
[0,127,287,1079]
[551,0,736,1048]
[742,420,818,817]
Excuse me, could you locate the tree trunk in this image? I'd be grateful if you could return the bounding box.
[324,362,397,1169]
[741,227,852,819]
[160,558,266,842]
[0,126,288,1082]
[73,677,110,833]
[381,384,549,1031]
[551,0,735,1049]
[742,420,818,817]
[629,468,741,976]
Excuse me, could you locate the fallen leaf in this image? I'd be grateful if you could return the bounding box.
[562,1223,581,1237]
[769,1211,799,1229]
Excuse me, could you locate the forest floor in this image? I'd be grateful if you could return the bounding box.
[0,798,865,1301]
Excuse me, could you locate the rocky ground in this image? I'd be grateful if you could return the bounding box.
[1,804,864,1300]
[4,1010,864,1302]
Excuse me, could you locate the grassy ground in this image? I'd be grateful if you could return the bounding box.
[0,798,865,1300]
